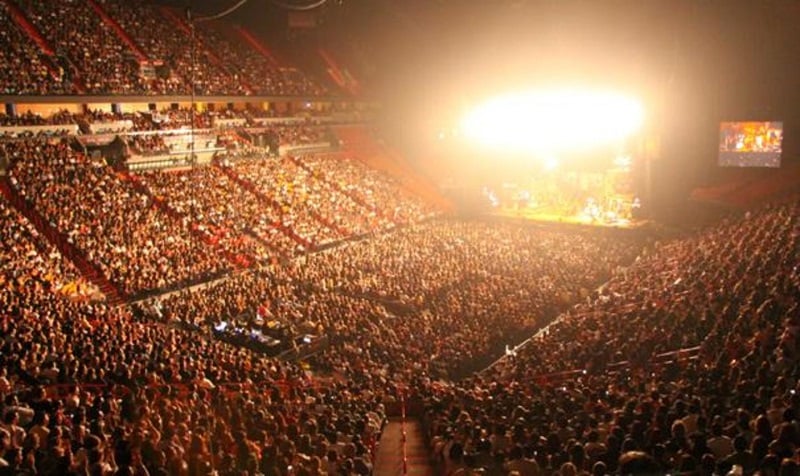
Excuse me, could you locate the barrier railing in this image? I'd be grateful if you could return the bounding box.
[492,345,703,387]
[400,386,409,476]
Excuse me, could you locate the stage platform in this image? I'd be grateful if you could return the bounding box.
[491,207,650,230]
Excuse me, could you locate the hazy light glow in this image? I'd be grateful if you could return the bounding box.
[543,155,559,171]
[613,155,632,169]
[461,89,644,154]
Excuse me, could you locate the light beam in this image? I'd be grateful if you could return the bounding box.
[461,88,644,155]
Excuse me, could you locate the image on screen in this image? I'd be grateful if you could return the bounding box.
[719,121,783,167]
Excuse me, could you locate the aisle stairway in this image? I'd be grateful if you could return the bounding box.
[0,179,125,306]
[87,0,148,62]
[121,171,250,270]
[289,154,392,224]
[2,0,54,55]
[333,126,453,213]
[214,164,312,250]
[318,48,360,96]
[233,24,280,67]
[2,0,70,86]
[374,419,435,476]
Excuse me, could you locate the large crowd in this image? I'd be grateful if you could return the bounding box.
[6,139,230,298]
[1,114,799,475]
[132,150,433,258]
[231,157,348,247]
[296,154,433,226]
[0,110,74,128]
[2,147,799,476]
[0,194,385,473]
[304,221,641,380]
[0,4,72,95]
[196,23,327,97]
[420,200,800,476]
[141,221,639,378]
[17,0,147,95]
[0,0,330,96]
[136,165,297,262]
[101,0,247,96]
[0,113,433,293]
[7,4,800,476]
[0,194,92,308]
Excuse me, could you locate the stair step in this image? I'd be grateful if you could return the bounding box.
[4,0,55,55]
[373,420,435,476]
[87,0,147,62]
[1,178,124,304]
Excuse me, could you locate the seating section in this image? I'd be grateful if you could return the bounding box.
[297,153,435,225]
[0,110,74,127]
[0,193,95,306]
[501,201,797,377]
[231,157,346,247]
[136,166,299,259]
[1,131,798,475]
[100,0,246,95]
[2,0,329,96]
[146,220,640,380]
[0,128,441,292]
[423,199,800,475]
[17,0,148,94]
[0,248,382,475]
[0,4,70,95]
[198,23,328,96]
[6,139,229,297]
[133,153,440,254]
[305,222,642,378]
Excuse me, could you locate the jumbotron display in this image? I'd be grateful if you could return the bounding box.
[719,121,783,167]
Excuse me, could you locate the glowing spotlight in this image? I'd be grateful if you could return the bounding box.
[461,88,644,154]
[543,155,559,171]
[613,155,632,169]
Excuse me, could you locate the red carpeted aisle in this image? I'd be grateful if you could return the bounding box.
[374,419,435,476]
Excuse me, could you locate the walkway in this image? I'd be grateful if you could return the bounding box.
[374,419,435,476]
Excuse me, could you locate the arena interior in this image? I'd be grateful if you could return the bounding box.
[0,0,799,475]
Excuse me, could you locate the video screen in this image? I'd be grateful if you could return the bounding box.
[719,121,783,167]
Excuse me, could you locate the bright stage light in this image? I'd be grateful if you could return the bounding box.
[613,155,632,169]
[543,155,559,171]
[460,88,644,154]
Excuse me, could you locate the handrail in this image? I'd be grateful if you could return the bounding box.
[490,345,703,387]
[400,386,408,476]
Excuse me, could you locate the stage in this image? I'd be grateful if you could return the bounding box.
[492,205,649,230]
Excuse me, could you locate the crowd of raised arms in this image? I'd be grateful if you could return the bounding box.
[0,0,326,96]
[2,120,798,476]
